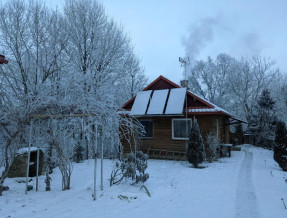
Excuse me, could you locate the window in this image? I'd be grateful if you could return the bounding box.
[139,120,153,138]
[172,119,192,140]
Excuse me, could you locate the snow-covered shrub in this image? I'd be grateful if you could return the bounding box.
[186,118,205,168]
[110,151,149,186]
[274,121,287,171]
[205,133,220,163]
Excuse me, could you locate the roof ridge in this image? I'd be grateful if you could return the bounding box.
[143,75,180,91]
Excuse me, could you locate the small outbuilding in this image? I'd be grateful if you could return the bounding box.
[8,147,45,178]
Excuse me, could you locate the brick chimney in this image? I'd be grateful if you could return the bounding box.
[180,80,188,89]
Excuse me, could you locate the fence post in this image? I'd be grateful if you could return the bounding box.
[25,119,34,194]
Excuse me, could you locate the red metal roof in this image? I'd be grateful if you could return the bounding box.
[143,75,180,91]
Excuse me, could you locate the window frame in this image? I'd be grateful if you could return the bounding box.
[139,119,153,139]
[172,118,192,140]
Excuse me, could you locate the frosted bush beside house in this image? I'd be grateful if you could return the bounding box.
[205,133,220,163]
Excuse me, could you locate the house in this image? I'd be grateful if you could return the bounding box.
[121,75,242,158]
[0,54,8,64]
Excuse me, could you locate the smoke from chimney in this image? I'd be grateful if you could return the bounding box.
[181,15,226,61]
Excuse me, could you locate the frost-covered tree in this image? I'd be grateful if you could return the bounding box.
[0,0,146,194]
[188,54,236,108]
[249,89,277,148]
[228,56,278,124]
[188,54,279,125]
[274,121,287,171]
[114,66,148,107]
[63,0,146,158]
[272,74,287,124]
[64,0,144,100]
[0,0,67,194]
[186,118,205,168]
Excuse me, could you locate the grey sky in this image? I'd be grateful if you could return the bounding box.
[101,0,287,84]
[7,0,287,84]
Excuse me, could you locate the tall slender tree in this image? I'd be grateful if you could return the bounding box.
[188,54,278,125]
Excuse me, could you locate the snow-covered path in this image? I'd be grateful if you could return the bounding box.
[236,147,260,218]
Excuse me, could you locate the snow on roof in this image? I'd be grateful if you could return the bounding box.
[165,88,186,114]
[130,90,152,116]
[17,147,38,155]
[188,108,219,112]
[147,89,169,115]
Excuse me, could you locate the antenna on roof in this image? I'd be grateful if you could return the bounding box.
[179,57,190,81]
[179,57,190,140]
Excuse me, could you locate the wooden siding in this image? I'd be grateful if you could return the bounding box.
[122,115,230,153]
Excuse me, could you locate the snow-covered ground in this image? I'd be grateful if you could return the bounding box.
[1,145,287,218]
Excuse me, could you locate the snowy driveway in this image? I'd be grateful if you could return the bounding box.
[236,147,260,217]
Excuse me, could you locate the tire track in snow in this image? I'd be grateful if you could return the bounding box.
[236,147,260,218]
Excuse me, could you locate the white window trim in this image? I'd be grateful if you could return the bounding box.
[172,118,192,140]
[139,119,153,139]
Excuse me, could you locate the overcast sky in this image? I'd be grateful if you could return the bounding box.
[28,0,287,84]
[101,0,287,84]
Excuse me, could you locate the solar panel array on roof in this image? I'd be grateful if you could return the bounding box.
[130,90,152,116]
[165,88,186,114]
[130,88,186,116]
[147,89,169,115]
